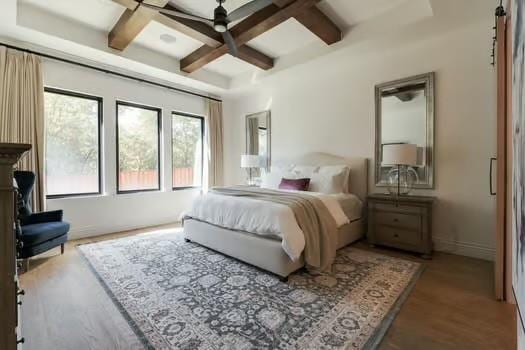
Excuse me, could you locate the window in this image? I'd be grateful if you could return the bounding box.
[172,112,204,189]
[116,102,161,193]
[44,88,102,197]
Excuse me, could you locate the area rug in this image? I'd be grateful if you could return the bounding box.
[78,231,423,349]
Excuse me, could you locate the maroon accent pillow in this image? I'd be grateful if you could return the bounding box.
[278,178,311,191]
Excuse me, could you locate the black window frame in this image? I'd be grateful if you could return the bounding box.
[44,87,103,199]
[116,101,162,194]
[171,111,205,191]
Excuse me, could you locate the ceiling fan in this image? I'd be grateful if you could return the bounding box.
[141,0,273,57]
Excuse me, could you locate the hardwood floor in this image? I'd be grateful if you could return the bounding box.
[20,224,516,350]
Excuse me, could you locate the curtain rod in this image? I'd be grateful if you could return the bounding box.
[0,42,222,103]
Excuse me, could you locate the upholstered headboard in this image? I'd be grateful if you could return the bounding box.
[274,152,369,201]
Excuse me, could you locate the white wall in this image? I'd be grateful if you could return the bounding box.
[223,21,497,260]
[43,60,206,239]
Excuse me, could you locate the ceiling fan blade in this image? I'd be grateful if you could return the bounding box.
[226,0,273,22]
[141,3,214,24]
[222,30,238,57]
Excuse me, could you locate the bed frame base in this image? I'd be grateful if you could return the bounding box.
[183,219,363,279]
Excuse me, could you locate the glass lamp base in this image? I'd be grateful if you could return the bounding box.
[386,166,418,196]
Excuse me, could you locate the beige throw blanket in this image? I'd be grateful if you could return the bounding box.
[210,186,338,272]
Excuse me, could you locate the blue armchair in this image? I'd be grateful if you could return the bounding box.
[14,171,70,266]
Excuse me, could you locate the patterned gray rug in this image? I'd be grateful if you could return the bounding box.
[78,230,423,350]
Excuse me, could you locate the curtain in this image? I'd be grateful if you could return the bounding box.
[0,46,45,211]
[205,99,224,188]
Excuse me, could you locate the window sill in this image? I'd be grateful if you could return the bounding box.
[46,193,104,201]
[172,186,202,191]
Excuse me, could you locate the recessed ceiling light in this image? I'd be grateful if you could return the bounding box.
[159,33,177,44]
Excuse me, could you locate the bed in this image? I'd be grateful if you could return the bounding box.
[183,153,368,279]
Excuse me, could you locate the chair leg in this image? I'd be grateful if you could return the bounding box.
[22,259,29,273]
[60,243,65,255]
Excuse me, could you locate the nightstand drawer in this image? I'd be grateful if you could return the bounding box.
[375,211,421,231]
[376,225,422,248]
[373,203,421,215]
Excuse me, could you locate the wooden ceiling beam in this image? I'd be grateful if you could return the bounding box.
[157,8,274,71]
[110,0,273,71]
[271,0,295,7]
[156,12,223,48]
[294,6,341,45]
[181,0,321,73]
[272,0,341,45]
[237,45,274,71]
[109,0,169,51]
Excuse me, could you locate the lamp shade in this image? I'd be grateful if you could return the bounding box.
[382,144,417,166]
[241,154,262,168]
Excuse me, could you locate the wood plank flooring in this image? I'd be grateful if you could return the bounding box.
[19,224,516,350]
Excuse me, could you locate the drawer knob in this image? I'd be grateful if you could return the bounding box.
[17,337,25,344]
[17,300,22,306]
[17,289,25,296]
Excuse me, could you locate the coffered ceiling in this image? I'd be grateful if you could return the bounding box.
[0,0,490,95]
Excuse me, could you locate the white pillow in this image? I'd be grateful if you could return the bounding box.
[309,165,350,194]
[292,165,319,178]
[260,165,296,189]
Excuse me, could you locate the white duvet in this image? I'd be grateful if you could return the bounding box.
[187,190,351,261]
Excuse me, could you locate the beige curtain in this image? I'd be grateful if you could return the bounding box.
[0,46,45,211]
[205,99,224,188]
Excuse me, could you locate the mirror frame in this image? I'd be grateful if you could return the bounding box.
[245,110,271,171]
[374,72,435,189]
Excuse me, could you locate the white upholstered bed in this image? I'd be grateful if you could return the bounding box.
[183,153,368,279]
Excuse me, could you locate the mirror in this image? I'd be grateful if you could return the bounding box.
[246,110,271,172]
[375,72,435,188]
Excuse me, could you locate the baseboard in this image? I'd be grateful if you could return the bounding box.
[433,236,495,261]
[68,220,181,240]
[69,224,495,261]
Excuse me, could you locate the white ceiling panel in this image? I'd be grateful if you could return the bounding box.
[134,21,203,59]
[16,0,421,81]
[318,0,409,29]
[247,18,318,58]
[203,54,257,78]
[19,0,124,31]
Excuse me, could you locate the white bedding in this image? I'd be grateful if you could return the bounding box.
[187,189,362,261]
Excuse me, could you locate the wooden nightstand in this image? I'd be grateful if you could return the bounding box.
[367,193,436,259]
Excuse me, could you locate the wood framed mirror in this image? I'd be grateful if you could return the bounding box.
[246,110,271,172]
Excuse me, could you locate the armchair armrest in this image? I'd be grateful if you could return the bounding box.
[21,210,63,225]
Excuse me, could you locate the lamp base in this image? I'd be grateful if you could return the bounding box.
[386,166,418,196]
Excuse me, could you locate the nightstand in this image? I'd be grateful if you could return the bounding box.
[367,193,436,259]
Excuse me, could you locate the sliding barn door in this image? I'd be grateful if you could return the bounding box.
[505,10,514,304]
[495,9,510,301]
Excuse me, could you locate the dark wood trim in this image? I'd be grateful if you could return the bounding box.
[181,0,321,73]
[116,101,162,194]
[292,6,341,45]
[108,0,169,51]
[110,0,274,71]
[109,0,339,73]
[43,87,103,198]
